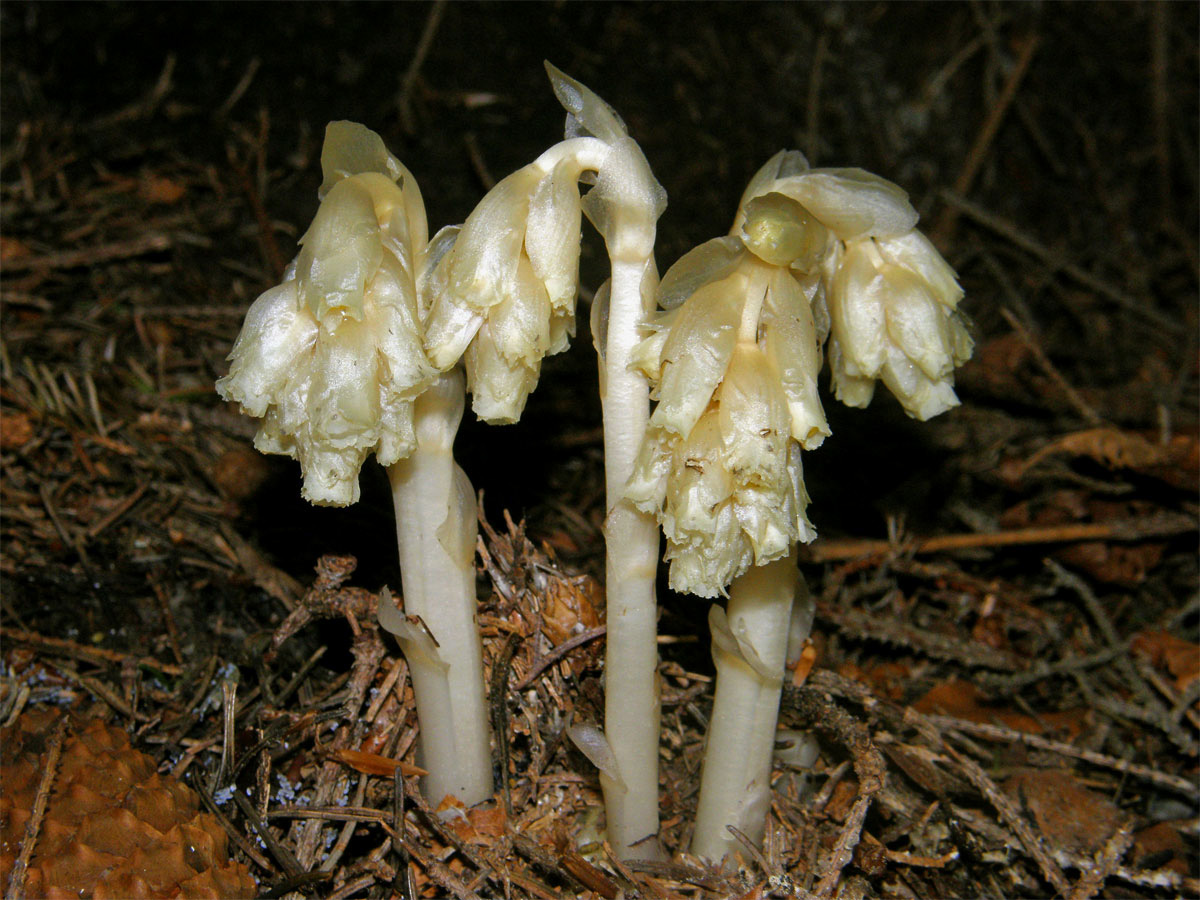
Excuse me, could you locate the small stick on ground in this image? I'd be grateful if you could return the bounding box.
[4,716,66,900]
[804,513,1196,562]
[1,232,172,273]
[1000,307,1105,426]
[1067,819,1136,900]
[398,0,447,134]
[945,747,1071,897]
[1,627,185,676]
[490,631,522,816]
[925,714,1197,796]
[932,32,1039,245]
[937,190,1182,333]
[780,686,886,898]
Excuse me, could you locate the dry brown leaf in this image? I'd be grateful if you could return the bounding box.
[914,679,1085,739]
[0,236,33,264]
[962,333,1035,394]
[447,802,508,845]
[0,410,35,449]
[1004,768,1124,855]
[212,445,272,502]
[1132,821,1190,875]
[1022,427,1168,475]
[138,174,187,205]
[541,574,602,646]
[823,778,861,823]
[1055,541,1166,585]
[1131,630,1200,693]
[837,661,913,701]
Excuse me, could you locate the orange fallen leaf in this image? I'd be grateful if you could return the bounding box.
[446,801,508,845]
[1131,630,1200,693]
[1055,540,1165,585]
[330,747,426,778]
[212,445,272,502]
[465,803,507,840]
[1132,821,1190,875]
[838,661,912,701]
[823,778,860,823]
[541,574,602,646]
[1005,768,1125,855]
[0,411,35,449]
[914,679,1084,739]
[139,174,187,205]
[0,236,32,264]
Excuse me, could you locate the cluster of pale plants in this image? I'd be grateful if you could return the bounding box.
[218,64,970,866]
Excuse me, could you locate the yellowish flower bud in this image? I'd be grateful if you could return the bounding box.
[217,123,434,506]
[826,236,972,420]
[628,256,820,598]
[426,153,592,423]
[739,193,828,271]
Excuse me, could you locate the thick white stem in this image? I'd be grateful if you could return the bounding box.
[386,371,493,807]
[691,550,811,864]
[599,255,665,861]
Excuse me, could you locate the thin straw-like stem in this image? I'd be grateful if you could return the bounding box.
[599,255,664,861]
[385,371,493,807]
[691,550,808,863]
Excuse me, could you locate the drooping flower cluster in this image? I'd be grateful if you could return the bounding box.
[738,150,973,421]
[628,150,971,596]
[626,244,825,598]
[422,153,589,423]
[423,64,664,424]
[217,122,436,505]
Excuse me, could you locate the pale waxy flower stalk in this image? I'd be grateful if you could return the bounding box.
[396,63,668,859]
[218,122,493,808]
[222,66,669,858]
[465,63,669,861]
[630,150,971,863]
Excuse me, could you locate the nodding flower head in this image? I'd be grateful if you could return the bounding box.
[823,230,972,420]
[627,247,822,598]
[422,156,587,424]
[736,150,972,421]
[422,63,665,426]
[217,122,435,505]
[629,151,971,597]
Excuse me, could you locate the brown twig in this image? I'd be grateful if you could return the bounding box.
[0,232,171,273]
[37,482,92,572]
[924,714,1197,796]
[514,625,605,689]
[398,0,447,134]
[779,686,886,898]
[816,599,1026,671]
[227,132,287,281]
[1149,2,1173,224]
[84,482,149,539]
[1000,307,1105,425]
[1,627,185,676]
[803,512,1196,563]
[946,748,1072,896]
[937,190,1182,333]
[490,630,521,816]
[805,33,828,164]
[3,716,66,900]
[932,33,1040,244]
[1067,819,1135,900]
